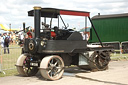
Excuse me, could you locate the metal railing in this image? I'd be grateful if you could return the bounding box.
[0,47,22,76]
[121,41,128,53]
[89,41,128,60]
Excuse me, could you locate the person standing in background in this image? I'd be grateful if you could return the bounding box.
[4,33,10,54]
[0,35,4,48]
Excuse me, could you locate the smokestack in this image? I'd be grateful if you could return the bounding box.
[98,13,100,16]
[23,22,25,32]
[33,6,41,38]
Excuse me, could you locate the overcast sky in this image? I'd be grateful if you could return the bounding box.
[0,0,128,30]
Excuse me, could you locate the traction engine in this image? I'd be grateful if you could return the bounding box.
[16,6,112,80]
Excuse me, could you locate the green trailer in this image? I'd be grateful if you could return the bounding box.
[89,13,128,53]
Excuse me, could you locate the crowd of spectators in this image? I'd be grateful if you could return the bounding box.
[0,32,24,54]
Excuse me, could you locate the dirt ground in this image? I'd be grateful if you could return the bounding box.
[0,61,128,85]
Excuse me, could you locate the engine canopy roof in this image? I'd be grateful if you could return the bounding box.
[28,8,90,18]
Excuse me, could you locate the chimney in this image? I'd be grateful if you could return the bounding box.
[98,13,100,16]
[33,6,41,38]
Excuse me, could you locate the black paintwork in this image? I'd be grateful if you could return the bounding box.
[28,8,89,18]
[22,7,113,67]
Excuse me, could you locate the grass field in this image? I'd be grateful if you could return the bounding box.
[0,44,21,77]
[111,53,128,61]
[0,44,128,77]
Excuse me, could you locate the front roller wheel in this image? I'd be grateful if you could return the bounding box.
[16,53,38,76]
[40,55,64,80]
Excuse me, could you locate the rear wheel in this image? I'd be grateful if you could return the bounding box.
[16,54,38,76]
[40,55,64,80]
[92,51,110,70]
[79,51,110,71]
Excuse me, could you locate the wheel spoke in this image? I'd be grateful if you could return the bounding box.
[49,59,54,66]
[48,69,52,74]
[56,66,61,69]
[27,67,30,74]
[49,62,52,66]
[54,61,58,66]
[51,59,54,64]
[54,67,64,76]
[50,71,53,77]
[103,60,108,66]
[23,66,27,72]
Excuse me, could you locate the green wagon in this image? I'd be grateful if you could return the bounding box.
[89,13,128,53]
